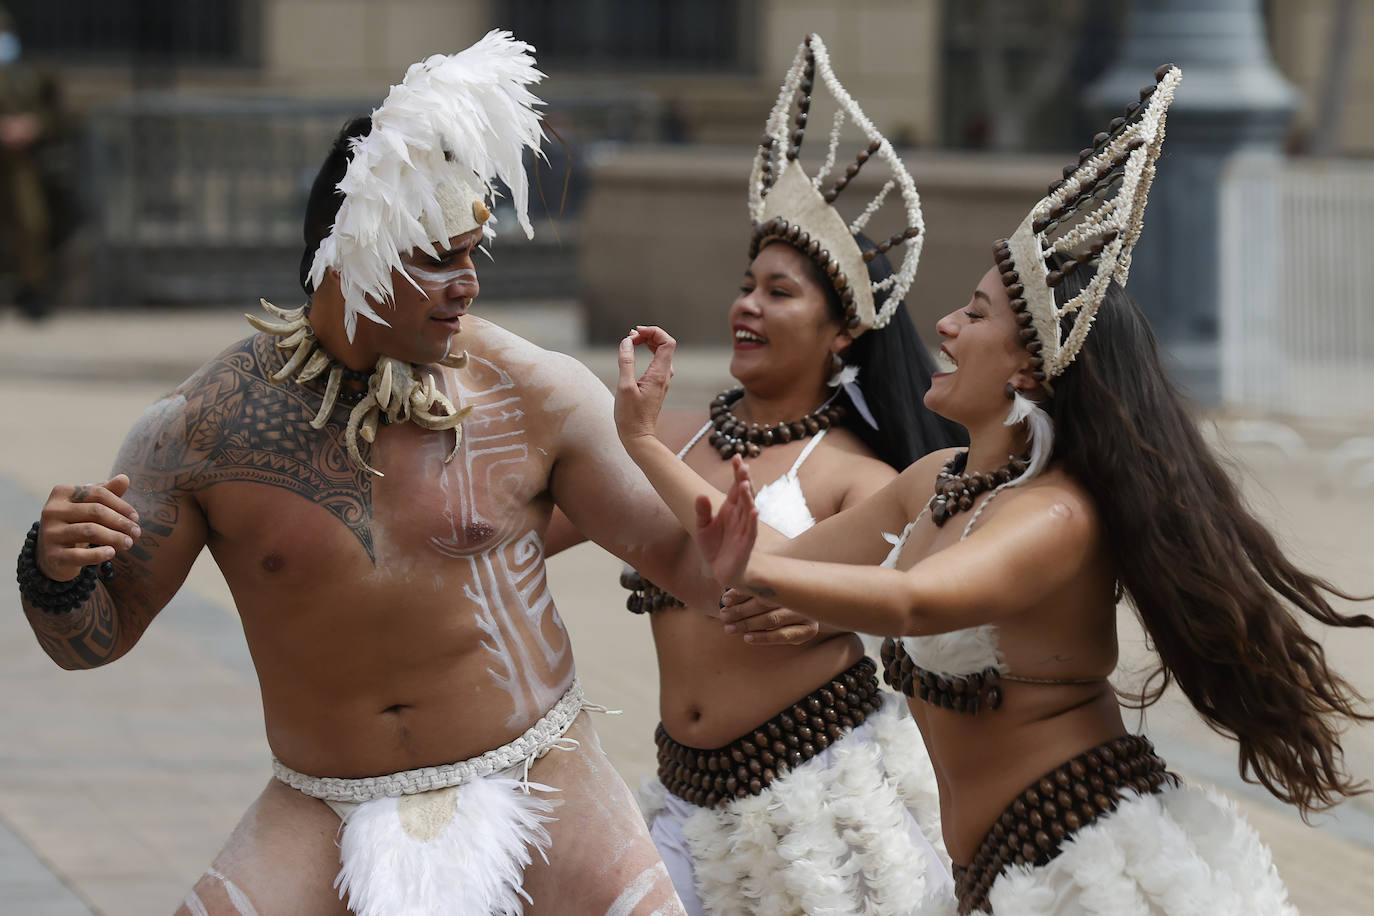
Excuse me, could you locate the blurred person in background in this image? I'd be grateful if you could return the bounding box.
[0,5,70,320]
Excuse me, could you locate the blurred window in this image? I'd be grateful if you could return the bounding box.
[500,0,752,71]
[12,0,255,65]
[940,0,1121,151]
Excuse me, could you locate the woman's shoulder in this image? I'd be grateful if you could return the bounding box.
[977,469,1102,547]
[811,425,895,478]
[656,408,710,453]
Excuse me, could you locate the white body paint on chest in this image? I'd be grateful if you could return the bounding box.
[429,354,569,726]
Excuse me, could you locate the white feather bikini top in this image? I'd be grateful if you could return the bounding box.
[881,511,1007,679]
[619,421,825,614]
[879,493,1105,712]
[679,419,825,538]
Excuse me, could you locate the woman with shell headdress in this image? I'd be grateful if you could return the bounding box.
[552,33,963,916]
[614,62,1374,915]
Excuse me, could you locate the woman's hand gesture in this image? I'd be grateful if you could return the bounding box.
[693,455,759,588]
[615,326,675,447]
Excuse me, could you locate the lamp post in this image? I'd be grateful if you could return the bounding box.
[1085,0,1296,403]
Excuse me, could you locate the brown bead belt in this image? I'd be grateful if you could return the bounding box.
[620,567,685,614]
[951,734,1178,915]
[654,657,882,809]
[880,637,1004,714]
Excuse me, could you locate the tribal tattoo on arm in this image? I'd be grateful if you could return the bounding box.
[23,335,377,669]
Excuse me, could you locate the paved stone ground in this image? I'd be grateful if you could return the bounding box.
[1,305,1371,913]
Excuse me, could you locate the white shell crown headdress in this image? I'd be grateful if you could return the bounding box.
[996,64,1181,389]
[308,30,546,342]
[748,34,925,336]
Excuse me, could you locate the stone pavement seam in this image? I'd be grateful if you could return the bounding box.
[0,812,95,915]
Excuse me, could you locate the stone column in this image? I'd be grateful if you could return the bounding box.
[1085,0,1296,402]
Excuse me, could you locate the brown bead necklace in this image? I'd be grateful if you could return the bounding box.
[929,450,1029,526]
[707,387,846,460]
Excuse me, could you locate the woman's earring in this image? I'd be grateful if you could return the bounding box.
[1004,382,1017,400]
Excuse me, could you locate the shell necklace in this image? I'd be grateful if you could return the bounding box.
[246,299,472,477]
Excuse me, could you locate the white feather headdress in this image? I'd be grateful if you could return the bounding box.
[995,64,1181,387]
[748,34,925,336]
[309,30,545,341]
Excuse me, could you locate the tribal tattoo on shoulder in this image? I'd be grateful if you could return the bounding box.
[29,336,377,670]
[127,334,377,559]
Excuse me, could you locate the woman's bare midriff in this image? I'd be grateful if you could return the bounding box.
[652,414,876,748]
[913,679,1126,865]
[654,609,864,747]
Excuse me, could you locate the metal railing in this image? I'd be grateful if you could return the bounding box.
[81,91,660,306]
[1220,153,1374,423]
[84,94,368,305]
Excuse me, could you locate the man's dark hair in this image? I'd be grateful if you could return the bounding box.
[300,116,372,296]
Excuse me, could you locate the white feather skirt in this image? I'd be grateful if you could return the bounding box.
[974,783,1296,916]
[643,694,952,916]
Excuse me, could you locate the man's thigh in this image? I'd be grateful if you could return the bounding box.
[176,778,350,916]
[524,715,684,916]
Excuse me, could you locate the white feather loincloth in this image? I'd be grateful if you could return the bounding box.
[328,776,556,916]
[643,693,952,916]
[974,783,1296,915]
[273,679,595,916]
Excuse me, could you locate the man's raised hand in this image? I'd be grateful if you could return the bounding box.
[36,475,140,581]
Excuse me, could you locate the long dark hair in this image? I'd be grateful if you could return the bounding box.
[1048,263,1374,816]
[300,115,372,296]
[786,236,967,470]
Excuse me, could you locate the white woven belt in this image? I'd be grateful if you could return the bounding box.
[272,678,588,802]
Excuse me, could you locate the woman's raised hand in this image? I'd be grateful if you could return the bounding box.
[615,325,676,446]
[693,455,759,588]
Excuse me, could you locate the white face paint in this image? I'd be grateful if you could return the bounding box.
[428,355,570,726]
[403,264,478,288]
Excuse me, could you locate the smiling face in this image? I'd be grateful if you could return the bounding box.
[352,228,483,366]
[729,241,851,397]
[925,266,1038,427]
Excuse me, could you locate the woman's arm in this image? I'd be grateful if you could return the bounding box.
[616,328,766,542]
[715,466,1099,637]
[548,407,707,558]
[615,327,950,566]
[767,447,958,565]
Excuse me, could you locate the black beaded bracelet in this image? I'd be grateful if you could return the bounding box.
[16,522,114,615]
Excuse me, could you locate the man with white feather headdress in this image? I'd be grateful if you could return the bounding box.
[17,32,701,915]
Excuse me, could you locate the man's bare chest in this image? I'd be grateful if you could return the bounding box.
[187,339,554,564]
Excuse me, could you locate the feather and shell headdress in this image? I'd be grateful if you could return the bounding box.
[308,31,545,341]
[995,64,1181,388]
[748,34,925,336]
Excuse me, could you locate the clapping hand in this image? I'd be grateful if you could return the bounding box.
[693,455,759,590]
